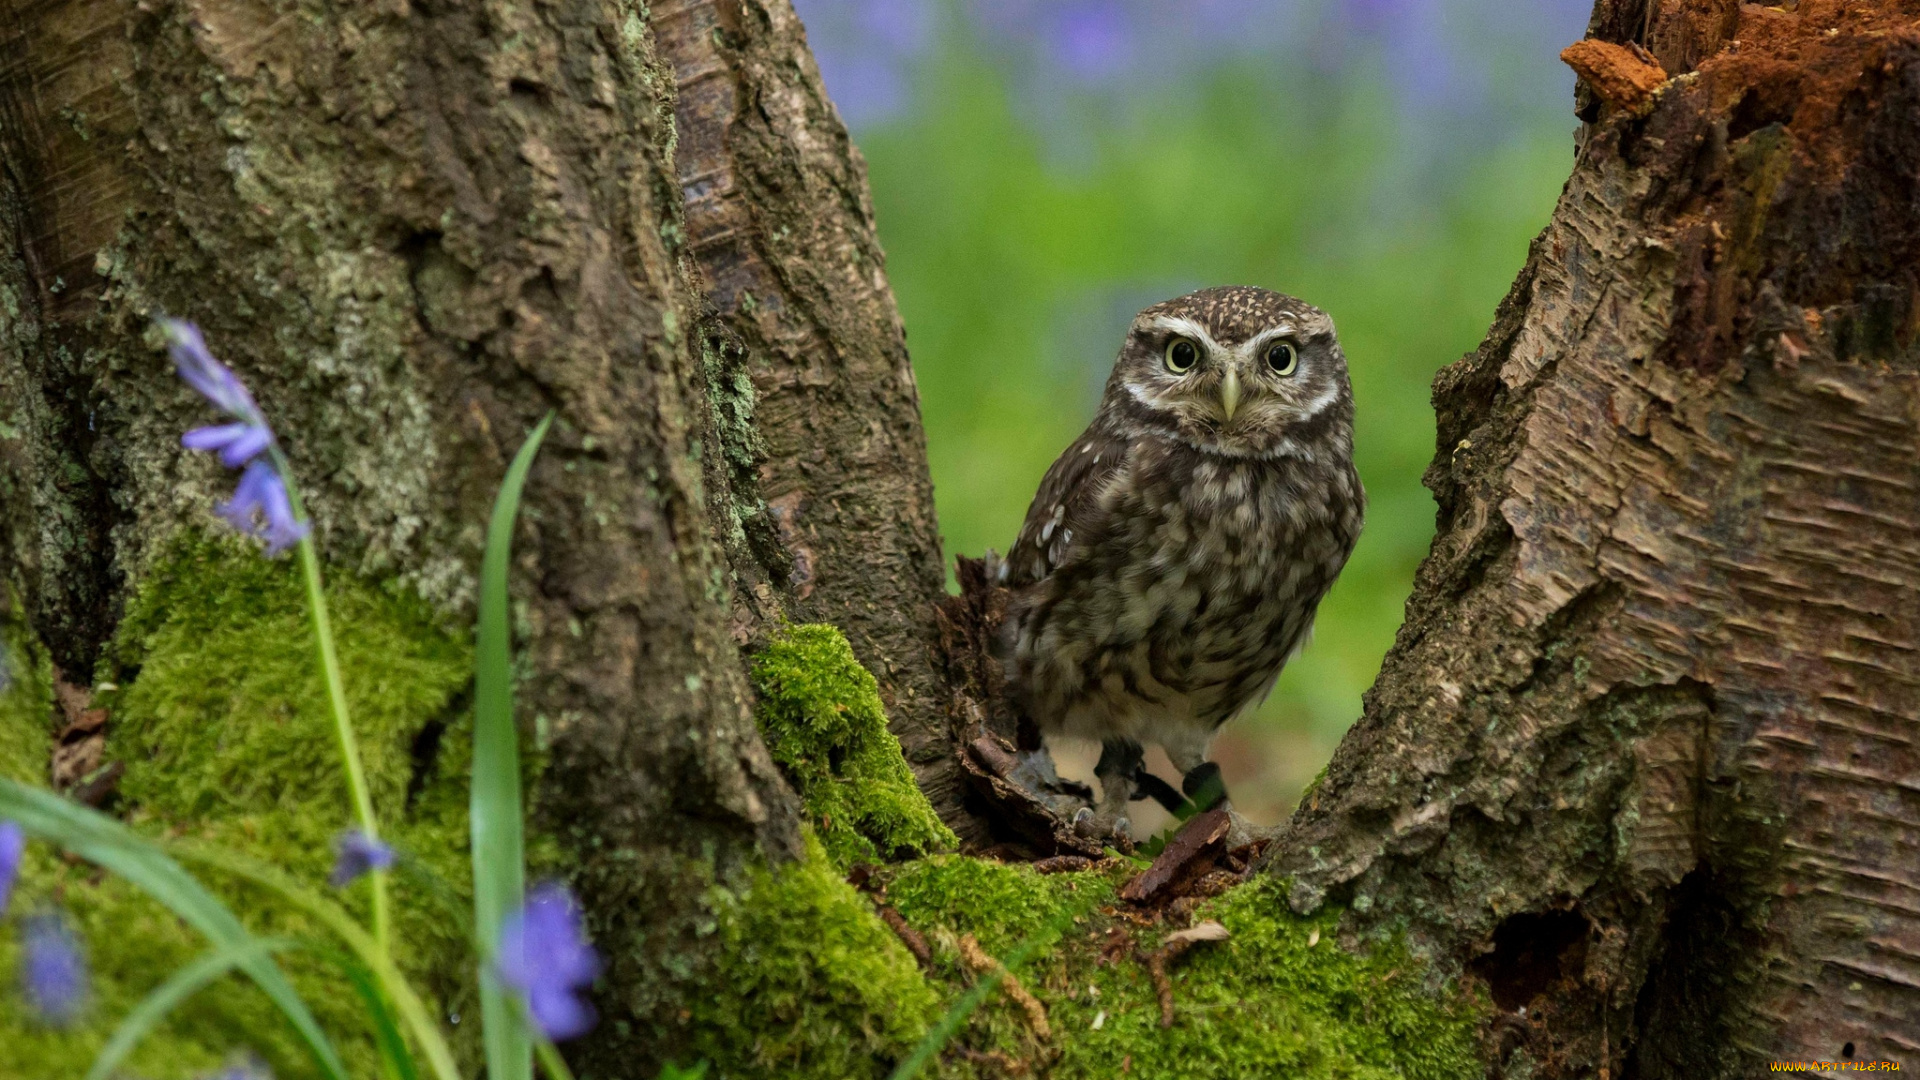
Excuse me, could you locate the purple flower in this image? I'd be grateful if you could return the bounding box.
[183,421,274,468]
[0,821,22,916]
[21,912,88,1025]
[496,882,601,1041]
[1048,1,1134,81]
[216,460,309,555]
[163,318,309,554]
[163,319,267,427]
[328,830,396,887]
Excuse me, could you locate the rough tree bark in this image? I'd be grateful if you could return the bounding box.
[9,0,1920,1075]
[1276,0,1920,1073]
[0,0,894,1070]
[651,0,986,842]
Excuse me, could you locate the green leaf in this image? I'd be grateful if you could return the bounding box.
[473,413,551,1080]
[171,840,464,1080]
[86,936,298,1080]
[324,946,422,1080]
[0,781,350,1080]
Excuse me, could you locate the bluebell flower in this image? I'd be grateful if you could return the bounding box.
[216,460,309,555]
[20,912,88,1025]
[163,319,268,427]
[0,820,22,917]
[328,829,396,887]
[183,421,275,468]
[496,882,601,1041]
[163,318,309,554]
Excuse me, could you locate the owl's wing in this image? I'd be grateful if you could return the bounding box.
[1002,428,1130,587]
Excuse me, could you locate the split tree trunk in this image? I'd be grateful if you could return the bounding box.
[8,0,1920,1075]
[1277,1,1920,1072]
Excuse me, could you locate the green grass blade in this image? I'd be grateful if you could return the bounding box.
[473,413,551,1080]
[0,781,350,1080]
[533,1032,578,1080]
[326,946,423,1080]
[86,936,297,1080]
[170,840,464,1080]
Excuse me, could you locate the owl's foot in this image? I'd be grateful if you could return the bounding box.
[1072,806,1134,850]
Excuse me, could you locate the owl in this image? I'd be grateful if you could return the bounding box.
[998,285,1364,842]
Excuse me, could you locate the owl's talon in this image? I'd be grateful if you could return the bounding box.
[1072,806,1096,835]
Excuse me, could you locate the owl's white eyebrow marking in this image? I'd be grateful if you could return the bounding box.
[1140,315,1224,359]
[1234,326,1297,367]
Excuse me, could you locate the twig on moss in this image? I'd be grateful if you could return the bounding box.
[876,904,932,967]
[1140,920,1230,1029]
[958,934,1050,1040]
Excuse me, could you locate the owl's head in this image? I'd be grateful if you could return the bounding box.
[1104,286,1353,459]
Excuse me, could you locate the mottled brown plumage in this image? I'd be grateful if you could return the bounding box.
[999,286,1364,838]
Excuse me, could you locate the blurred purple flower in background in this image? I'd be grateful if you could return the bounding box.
[0,820,22,916]
[20,911,88,1025]
[796,0,934,126]
[1047,0,1134,80]
[328,829,396,888]
[794,0,1594,160]
[164,319,310,555]
[496,882,601,1041]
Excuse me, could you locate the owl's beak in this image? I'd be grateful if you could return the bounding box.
[1219,367,1243,423]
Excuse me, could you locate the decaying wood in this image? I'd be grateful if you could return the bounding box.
[1559,39,1668,115]
[1120,808,1233,906]
[652,0,982,839]
[1277,1,1920,1072]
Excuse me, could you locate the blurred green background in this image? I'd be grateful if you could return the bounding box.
[792,0,1590,823]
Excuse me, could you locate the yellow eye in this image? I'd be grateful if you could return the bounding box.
[1266,340,1298,376]
[1164,337,1200,374]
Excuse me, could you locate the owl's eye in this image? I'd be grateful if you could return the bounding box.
[1266,340,1299,376]
[1164,337,1200,374]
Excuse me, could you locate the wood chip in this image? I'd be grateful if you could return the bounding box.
[1560,38,1669,116]
[958,933,1050,1040]
[1119,807,1231,904]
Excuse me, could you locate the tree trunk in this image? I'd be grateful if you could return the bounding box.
[652,0,987,842]
[11,0,1920,1075]
[0,0,871,1069]
[1276,1,1920,1073]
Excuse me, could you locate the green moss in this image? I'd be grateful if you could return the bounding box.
[0,537,478,1078]
[0,601,53,785]
[750,625,955,868]
[682,833,939,1079]
[889,854,1116,956]
[877,860,1487,1080]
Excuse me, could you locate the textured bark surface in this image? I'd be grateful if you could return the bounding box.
[653,0,984,840]
[0,0,802,1068]
[1277,0,1920,1073]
